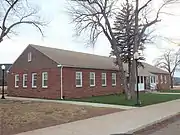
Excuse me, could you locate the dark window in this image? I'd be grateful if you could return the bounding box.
[141,76,143,83]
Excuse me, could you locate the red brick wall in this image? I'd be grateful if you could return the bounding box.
[7,68,61,99]
[62,67,123,99]
[8,67,123,99]
[156,73,170,90]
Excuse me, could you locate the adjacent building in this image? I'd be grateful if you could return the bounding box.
[7,44,170,99]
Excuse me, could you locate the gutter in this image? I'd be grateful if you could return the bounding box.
[57,64,64,99]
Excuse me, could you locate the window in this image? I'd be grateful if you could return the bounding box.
[138,76,143,83]
[32,73,37,88]
[90,72,95,87]
[42,72,48,88]
[23,74,28,88]
[112,73,116,86]
[151,76,155,83]
[15,74,19,88]
[102,73,106,86]
[161,75,163,83]
[164,75,167,84]
[138,76,140,83]
[140,76,143,83]
[76,72,82,87]
[28,52,32,62]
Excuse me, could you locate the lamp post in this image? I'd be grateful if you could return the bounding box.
[1,65,5,99]
[134,52,141,106]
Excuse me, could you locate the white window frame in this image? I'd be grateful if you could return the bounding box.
[32,73,37,88]
[28,52,32,62]
[90,72,95,87]
[15,74,19,88]
[42,72,48,88]
[112,73,116,86]
[102,73,107,86]
[23,74,28,88]
[76,72,82,87]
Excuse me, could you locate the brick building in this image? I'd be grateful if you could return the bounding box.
[7,44,170,99]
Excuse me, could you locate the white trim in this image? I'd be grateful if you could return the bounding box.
[32,73,37,88]
[28,52,32,62]
[112,73,116,86]
[23,74,28,88]
[90,72,95,87]
[102,73,107,86]
[60,66,63,99]
[57,64,64,99]
[15,74,19,88]
[76,72,82,87]
[42,72,48,88]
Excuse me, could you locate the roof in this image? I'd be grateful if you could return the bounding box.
[31,44,118,70]
[30,44,168,75]
[143,62,168,74]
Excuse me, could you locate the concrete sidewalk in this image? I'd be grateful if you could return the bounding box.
[151,91,180,95]
[14,99,180,135]
[6,96,137,110]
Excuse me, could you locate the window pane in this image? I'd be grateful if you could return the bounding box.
[44,73,48,80]
[76,72,82,87]
[90,79,94,85]
[15,74,19,87]
[44,80,48,86]
[141,76,143,83]
[102,73,106,86]
[90,72,95,86]
[112,80,115,85]
[137,76,140,83]
[76,79,81,86]
[23,74,27,87]
[112,73,116,85]
[102,79,106,85]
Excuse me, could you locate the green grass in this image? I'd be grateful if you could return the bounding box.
[160,90,180,93]
[68,93,180,107]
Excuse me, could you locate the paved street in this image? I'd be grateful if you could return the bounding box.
[149,119,180,135]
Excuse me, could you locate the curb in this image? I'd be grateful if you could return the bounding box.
[126,112,180,134]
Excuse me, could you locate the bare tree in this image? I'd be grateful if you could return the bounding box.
[154,49,180,88]
[67,0,132,99]
[130,0,180,95]
[0,0,46,43]
[67,0,180,100]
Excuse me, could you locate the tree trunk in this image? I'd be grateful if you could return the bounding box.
[112,42,131,99]
[116,55,132,100]
[170,76,174,89]
[129,59,136,99]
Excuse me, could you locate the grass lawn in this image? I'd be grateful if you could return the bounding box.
[69,93,180,107]
[0,100,122,135]
[160,90,180,93]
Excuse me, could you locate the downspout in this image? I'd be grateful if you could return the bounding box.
[57,64,64,99]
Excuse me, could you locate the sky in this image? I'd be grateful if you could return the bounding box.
[0,0,180,76]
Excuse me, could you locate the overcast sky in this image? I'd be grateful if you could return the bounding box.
[0,0,180,76]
